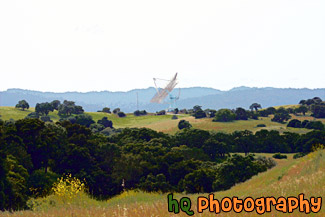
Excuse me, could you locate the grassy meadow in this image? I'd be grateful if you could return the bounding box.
[1,106,323,135]
[1,149,323,217]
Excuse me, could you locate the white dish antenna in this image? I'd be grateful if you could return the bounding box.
[150,73,180,111]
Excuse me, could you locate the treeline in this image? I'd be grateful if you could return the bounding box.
[0,117,324,210]
[179,97,325,122]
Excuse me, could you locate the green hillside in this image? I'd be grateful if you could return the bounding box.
[1,106,323,134]
[2,150,323,217]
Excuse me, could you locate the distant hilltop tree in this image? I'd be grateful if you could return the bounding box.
[156,110,166,116]
[101,107,111,113]
[35,102,54,116]
[249,103,262,112]
[58,100,84,117]
[15,100,29,111]
[299,97,324,118]
[117,111,126,118]
[113,108,120,114]
[134,110,147,116]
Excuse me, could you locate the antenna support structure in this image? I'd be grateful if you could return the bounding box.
[150,72,180,112]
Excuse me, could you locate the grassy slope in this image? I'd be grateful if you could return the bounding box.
[1,106,324,134]
[2,150,324,217]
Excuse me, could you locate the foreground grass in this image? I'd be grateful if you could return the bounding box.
[2,150,324,217]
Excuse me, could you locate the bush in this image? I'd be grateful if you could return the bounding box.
[134,110,147,116]
[213,109,236,122]
[259,110,269,117]
[113,108,120,114]
[287,119,302,128]
[40,116,52,122]
[97,117,113,128]
[255,156,277,169]
[138,173,170,193]
[193,110,207,119]
[117,112,126,118]
[156,110,166,115]
[293,152,307,159]
[52,174,86,200]
[25,112,40,119]
[75,114,95,127]
[271,113,291,123]
[27,170,59,198]
[171,115,178,120]
[250,113,259,120]
[301,120,309,128]
[178,120,192,130]
[305,121,324,130]
[89,123,105,133]
[100,127,122,136]
[311,104,325,118]
[272,153,287,159]
[101,107,111,113]
[256,124,266,127]
[66,116,76,124]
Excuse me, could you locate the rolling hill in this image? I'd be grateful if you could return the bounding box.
[1,87,324,112]
[1,106,324,135]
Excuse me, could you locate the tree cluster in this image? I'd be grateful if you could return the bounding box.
[58,100,84,117]
[98,107,111,113]
[287,119,324,130]
[4,118,324,210]
[299,97,325,118]
[133,110,147,116]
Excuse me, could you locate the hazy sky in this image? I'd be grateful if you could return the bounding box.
[1,0,324,92]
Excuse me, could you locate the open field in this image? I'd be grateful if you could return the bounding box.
[2,150,323,217]
[1,106,324,134]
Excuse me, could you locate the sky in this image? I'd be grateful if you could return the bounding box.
[1,0,325,92]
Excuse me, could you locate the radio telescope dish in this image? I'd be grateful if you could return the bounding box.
[150,73,180,111]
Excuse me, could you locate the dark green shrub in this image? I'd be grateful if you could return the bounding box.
[178,120,192,130]
[75,114,95,127]
[97,117,113,128]
[213,109,236,122]
[305,121,324,130]
[156,110,166,115]
[301,120,309,128]
[272,153,287,159]
[193,110,207,119]
[25,112,39,119]
[27,170,59,198]
[287,119,301,128]
[117,112,126,118]
[40,116,52,122]
[256,124,266,127]
[293,152,307,159]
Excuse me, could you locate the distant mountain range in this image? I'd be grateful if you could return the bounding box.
[0,87,324,112]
